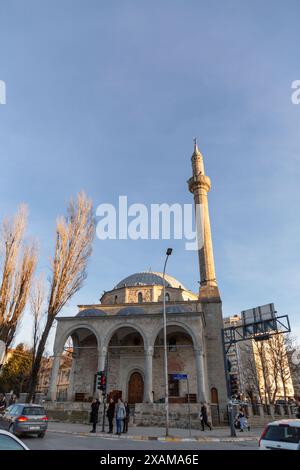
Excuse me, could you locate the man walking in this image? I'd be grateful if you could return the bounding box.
[90,398,100,433]
[123,401,130,433]
[106,397,115,434]
[200,402,212,431]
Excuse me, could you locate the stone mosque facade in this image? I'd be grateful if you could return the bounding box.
[47,142,228,423]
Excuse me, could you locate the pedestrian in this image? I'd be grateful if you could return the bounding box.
[89,398,100,433]
[106,397,115,434]
[115,398,126,436]
[0,393,6,415]
[8,392,16,406]
[199,402,212,431]
[123,401,130,433]
[237,408,250,432]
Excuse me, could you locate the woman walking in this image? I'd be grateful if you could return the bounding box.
[199,402,212,431]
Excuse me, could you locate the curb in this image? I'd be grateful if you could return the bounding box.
[48,428,259,443]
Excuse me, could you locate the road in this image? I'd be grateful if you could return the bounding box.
[23,431,258,450]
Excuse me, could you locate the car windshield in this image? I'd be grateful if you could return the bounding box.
[22,407,45,416]
[264,425,300,444]
[0,434,25,450]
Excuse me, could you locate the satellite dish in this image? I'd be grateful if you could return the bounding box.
[0,340,5,365]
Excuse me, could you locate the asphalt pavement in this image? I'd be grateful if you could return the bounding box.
[23,430,259,450]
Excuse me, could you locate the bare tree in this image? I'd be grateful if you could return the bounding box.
[27,192,95,402]
[0,205,38,350]
[240,343,263,403]
[241,334,294,404]
[30,274,45,370]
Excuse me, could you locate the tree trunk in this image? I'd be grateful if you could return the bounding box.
[26,317,53,403]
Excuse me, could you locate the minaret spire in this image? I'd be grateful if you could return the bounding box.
[188,140,220,301]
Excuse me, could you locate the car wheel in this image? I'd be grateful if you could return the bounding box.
[37,432,46,438]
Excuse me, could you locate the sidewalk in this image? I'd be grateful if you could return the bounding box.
[48,421,261,442]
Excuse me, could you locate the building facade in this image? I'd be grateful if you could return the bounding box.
[47,142,228,420]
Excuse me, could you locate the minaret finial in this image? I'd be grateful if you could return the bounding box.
[192,137,201,156]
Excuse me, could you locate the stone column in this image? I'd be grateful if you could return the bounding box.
[97,347,107,400]
[195,348,207,402]
[97,347,107,372]
[47,352,62,401]
[67,352,77,401]
[144,347,153,403]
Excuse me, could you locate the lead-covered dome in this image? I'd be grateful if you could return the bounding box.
[115,272,186,290]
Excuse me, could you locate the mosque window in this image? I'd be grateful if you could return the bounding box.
[165,292,170,302]
[138,292,143,303]
[168,374,179,397]
[168,337,177,352]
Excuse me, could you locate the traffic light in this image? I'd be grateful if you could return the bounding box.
[230,374,239,397]
[96,371,106,393]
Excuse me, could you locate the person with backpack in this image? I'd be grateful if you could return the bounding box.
[115,398,126,436]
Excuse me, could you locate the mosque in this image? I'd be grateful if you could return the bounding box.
[47,142,227,424]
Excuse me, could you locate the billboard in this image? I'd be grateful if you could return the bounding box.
[241,303,276,325]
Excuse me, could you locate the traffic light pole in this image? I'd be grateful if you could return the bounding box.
[221,328,236,438]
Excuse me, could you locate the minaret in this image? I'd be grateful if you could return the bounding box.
[188,139,220,301]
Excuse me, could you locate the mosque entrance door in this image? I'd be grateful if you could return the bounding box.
[128,372,144,404]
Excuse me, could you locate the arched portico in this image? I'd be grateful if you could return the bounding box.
[150,322,207,403]
[105,325,149,403]
[48,325,100,401]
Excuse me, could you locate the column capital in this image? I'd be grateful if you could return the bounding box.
[98,346,107,356]
[194,347,204,356]
[144,346,154,356]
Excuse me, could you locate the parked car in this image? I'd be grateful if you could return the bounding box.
[0,403,48,438]
[259,419,300,450]
[0,430,29,450]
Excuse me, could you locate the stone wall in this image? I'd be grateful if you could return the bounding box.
[43,401,297,428]
[44,401,91,423]
[152,340,197,401]
[72,335,98,399]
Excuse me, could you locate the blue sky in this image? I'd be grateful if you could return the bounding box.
[0,0,300,351]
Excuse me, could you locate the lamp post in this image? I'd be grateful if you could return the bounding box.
[162,247,173,437]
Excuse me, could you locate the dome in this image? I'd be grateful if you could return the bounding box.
[115,272,186,290]
[77,308,107,317]
[117,306,146,316]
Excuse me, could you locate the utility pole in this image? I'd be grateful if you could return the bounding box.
[162,247,173,437]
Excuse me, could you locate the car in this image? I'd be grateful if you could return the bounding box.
[0,403,48,438]
[259,419,300,450]
[0,430,29,450]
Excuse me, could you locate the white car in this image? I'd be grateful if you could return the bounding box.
[259,419,300,450]
[0,430,29,450]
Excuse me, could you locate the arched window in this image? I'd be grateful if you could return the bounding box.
[114,295,118,304]
[165,292,170,302]
[211,387,219,404]
[138,292,143,303]
[168,337,177,352]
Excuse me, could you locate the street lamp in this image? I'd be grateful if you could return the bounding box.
[162,247,173,437]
